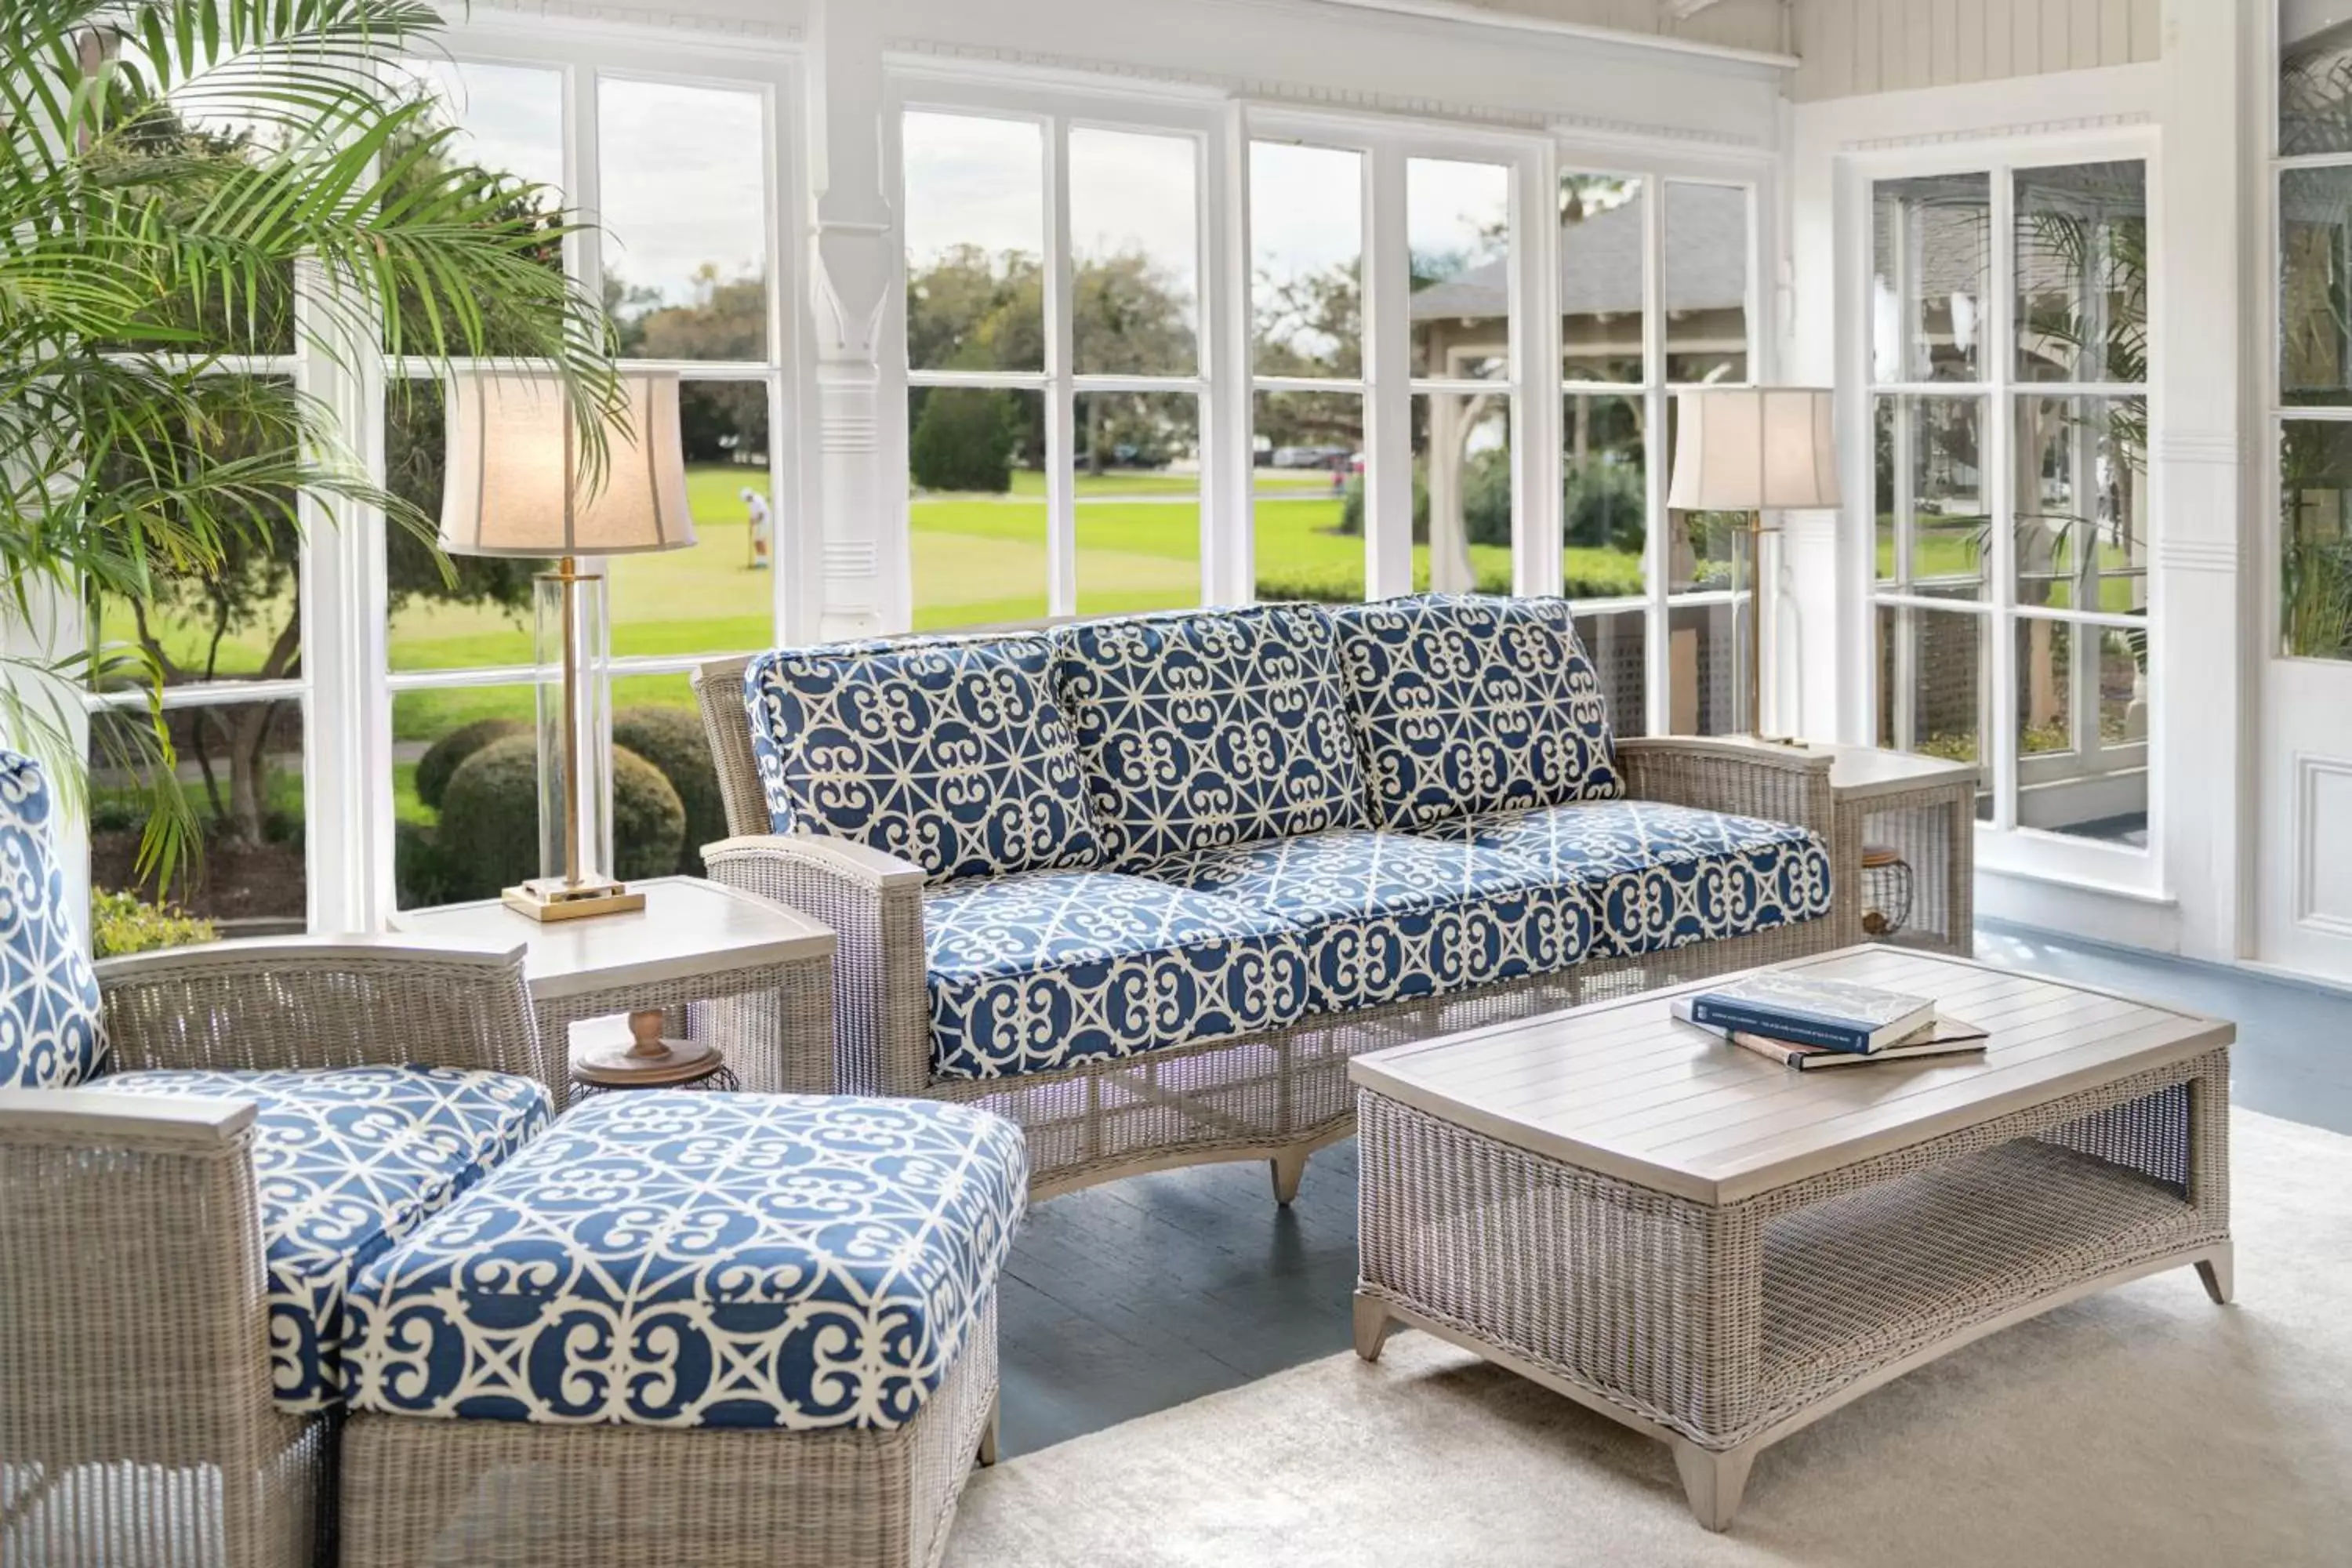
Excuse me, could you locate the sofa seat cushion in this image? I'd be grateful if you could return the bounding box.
[102,1064,551,1412]
[1053,604,1369,871]
[1152,829,1593,1018]
[1425,800,1834,958]
[924,871,1307,1081]
[344,1092,1028,1431]
[1,751,103,1088]
[743,633,1102,884]
[1330,594,1624,829]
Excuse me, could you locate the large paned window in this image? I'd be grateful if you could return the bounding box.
[386,52,793,911]
[1869,159,2151,846]
[85,372,311,934]
[2278,26,2352,664]
[900,101,1209,628]
[1239,122,1760,739]
[1558,172,1756,737]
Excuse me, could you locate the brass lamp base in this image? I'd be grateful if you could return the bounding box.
[503,875,647,923]
[574,1009,720,1086]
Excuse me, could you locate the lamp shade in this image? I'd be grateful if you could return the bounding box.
[1666,387,1841,512]
[437,370,696,557]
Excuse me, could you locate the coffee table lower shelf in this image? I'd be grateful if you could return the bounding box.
[1351,1057,2231,1531]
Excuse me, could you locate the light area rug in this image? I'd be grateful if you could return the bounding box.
[946,1109,2352,1568]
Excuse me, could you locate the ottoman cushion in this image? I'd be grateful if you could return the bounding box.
[101,1063,552,1410]
[344,1092,1028,1431]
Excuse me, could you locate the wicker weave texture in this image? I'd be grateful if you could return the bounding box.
[1834,782,1975,954]
[1356,1049,2230,1454]
[337,1296,1000,1568]
[695,655,1851,1200]
[2,942,546,1568]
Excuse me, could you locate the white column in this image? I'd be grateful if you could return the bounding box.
[2154,0,2252,962]
[296,259,393,931]
[806,0,896,639]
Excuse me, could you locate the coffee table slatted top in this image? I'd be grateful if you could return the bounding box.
[1348,946,2233,1207]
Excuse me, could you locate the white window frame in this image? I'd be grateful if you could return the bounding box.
[1844,127,2162,891]
[1546,137,1773,738]
[135,20,813,932]
[884,69,1236,627]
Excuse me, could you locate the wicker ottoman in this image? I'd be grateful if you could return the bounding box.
[336,1091,1029,1568]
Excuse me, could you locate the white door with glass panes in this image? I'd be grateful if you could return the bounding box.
[1864,148,2154,878]
[2267,9,2352,979]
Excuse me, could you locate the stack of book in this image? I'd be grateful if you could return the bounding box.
[1671,971,1987,1072]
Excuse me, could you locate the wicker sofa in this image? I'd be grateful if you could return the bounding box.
[691,593,1845,1203]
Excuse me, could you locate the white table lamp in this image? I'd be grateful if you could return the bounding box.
[1665,387,1840,742]
[438,369,695,921]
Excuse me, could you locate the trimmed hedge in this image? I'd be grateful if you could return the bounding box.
[437,735,686,901]
[612,705,726,877]
[416,717,527,811]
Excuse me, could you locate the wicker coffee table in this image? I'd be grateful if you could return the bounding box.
[1348,946,2231,1531]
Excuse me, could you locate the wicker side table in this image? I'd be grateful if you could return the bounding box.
[1821,747,1979,956]
[393,877,834,1111]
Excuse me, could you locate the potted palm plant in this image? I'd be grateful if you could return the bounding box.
[0,0,621,893]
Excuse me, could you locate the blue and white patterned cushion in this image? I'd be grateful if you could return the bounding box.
[742,634,1102,884]
[924,870,1306,1081]
[1152,829,1593,1018]
[1422,800,1833,959]
[1053,605,1369,872]
[102,1064,550,1411]
[343,1092,1027,1431]
[0,751,103,1088]
[1329,594,1624,829]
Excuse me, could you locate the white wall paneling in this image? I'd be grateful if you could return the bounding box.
[1794,0,2164,103]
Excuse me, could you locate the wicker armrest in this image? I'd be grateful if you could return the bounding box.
[0,1087,274,1468]
[0,1085,257,1147]
[96,935,557,1098]
[702,835,933,1097]
[1614,737,1835,837]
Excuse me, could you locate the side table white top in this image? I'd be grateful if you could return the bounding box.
[1703,736,1980,801]
[390,876,833,1002]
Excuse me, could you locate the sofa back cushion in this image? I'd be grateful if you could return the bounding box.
[1330,593,1623,829]
[1054,605,1369,871]
[0,751,105,1087]
[743,634,1102,883]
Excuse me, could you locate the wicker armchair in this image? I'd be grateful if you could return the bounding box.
[0,936,554,1568]
[695,652,1845,1203]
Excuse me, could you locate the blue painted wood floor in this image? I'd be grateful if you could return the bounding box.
[993,927,2352,1458]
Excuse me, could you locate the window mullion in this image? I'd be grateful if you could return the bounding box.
[1367,147,1413,600]
[1642,170,1670,737]
[1988,162,2020,833]
[1518,143,1562,599]
[1046,116,1077,619]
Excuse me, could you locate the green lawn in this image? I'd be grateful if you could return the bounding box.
[119,462,1650,743]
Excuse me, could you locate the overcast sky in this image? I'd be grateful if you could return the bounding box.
[426,77,1509,309]
[423,62,768,306]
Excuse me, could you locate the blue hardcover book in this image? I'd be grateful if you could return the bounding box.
[1674,972,1935,1055]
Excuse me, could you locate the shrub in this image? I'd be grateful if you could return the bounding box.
[612,706,725,876]
[90,889,216,958]
[437,735,686,901]
[909,387,1015,493]
[393,819,452,909]
[611,747,688,882]
[416,717,528,811]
